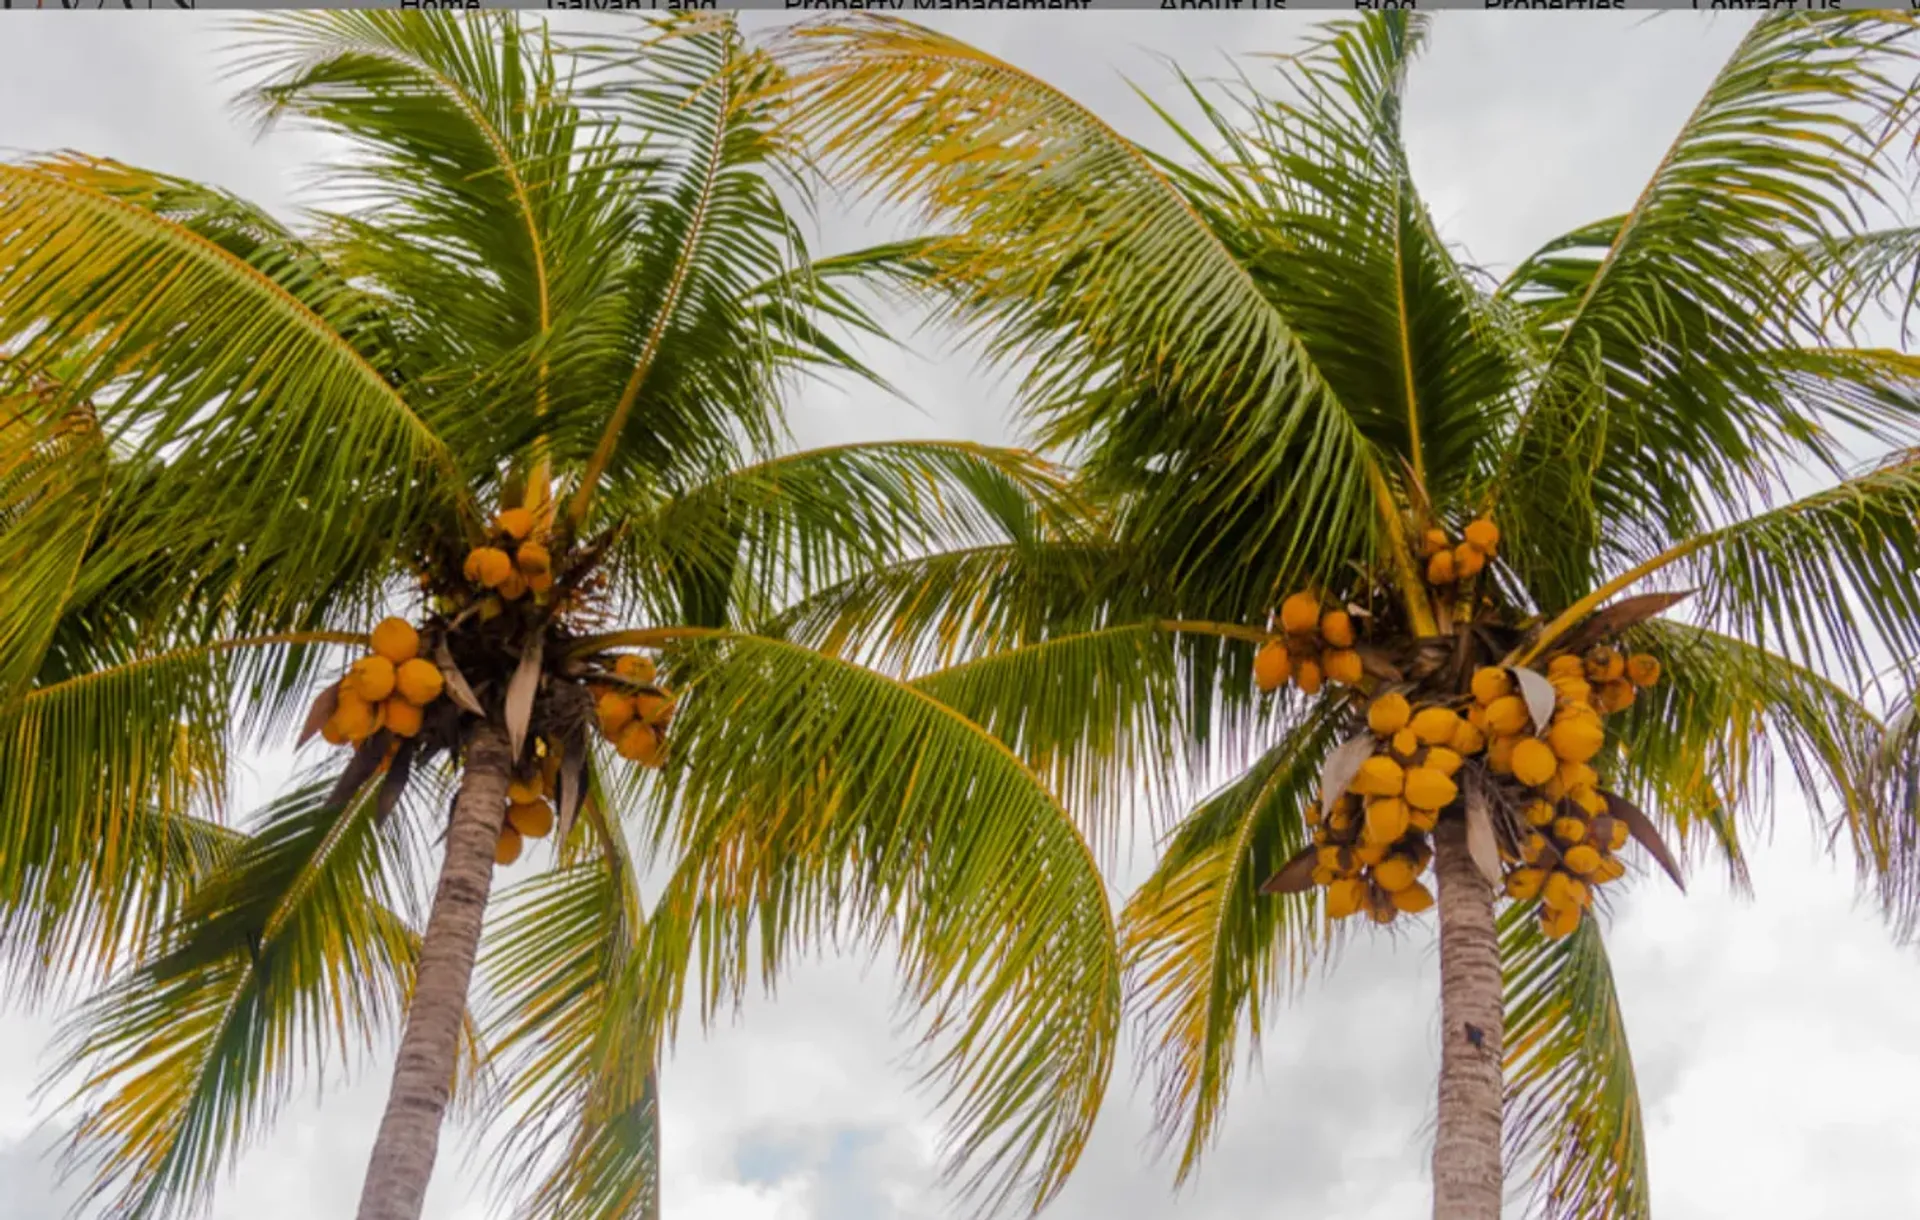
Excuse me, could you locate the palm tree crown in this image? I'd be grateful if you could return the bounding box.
[779,11,1920,1217]
[1,13,1120,1220]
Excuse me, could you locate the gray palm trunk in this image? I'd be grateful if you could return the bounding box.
[1430,815,1505,1219]
[356,721,512,1220]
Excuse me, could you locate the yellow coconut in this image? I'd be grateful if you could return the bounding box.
[1596,679,1637,713]
[1368,693,1413,736]
[1364,797,1412,846]
[1523,799,1555,828]
[1487,735,1519,775]
[1328,806,1355,834]
[394,658,444,706]
[1547,654,1586,682]
[1584,646,1625,683]
[1540,903,1581,940]
[1449,720,1487,756]
[1355,842,1389,867]
[1325,879,1367,919]
[515,541,551,577]
[1410,809,1439,833]
[1453,542,1486,580]
[1542,870,1581,911]
[507,777,543,804]
[1463,517,1500,554]
[597,692,637,738]
[614,654,657,684]
[349,655,397,703]
[320,717,349,747]
[1594,855,1628,882]
[1563,845,1602,875]
[1505,867,1546,900]
[1424,747,1464,777]
[1557,761,1599,794]
[1351,756,1406,798]
[1550,676,1593,706]
[1571,786,1609,817]
[1409,707,1461,747]
[1374,856,1419,892]
[468,546,514,588]
[498,569,529,602]
[370,617,420,664]
[1470,666,1512,705]
[1553,815,1589,846]
[1520,832,1549,864]
[1390,728,1421,759]
[1320,610,1355,648]
[1511,738,1558,787]
[495,507,536,541]
[1294,658,1324,696]
[1484,695,1530,736]
[1280,591,1322,635]
[494,826,524,866]
[383,698,423,738]
[617,722,666,768]
[635,690,675,726]
[1317,845,1355,874]
[1403,767,1457,813]
[1310,864,1337,886]
[1392,882,1435,914]
[1422,527,1451,557]
[1426,549,1457,585]
[1254,642,1291,693]
[1626,654,1661,687]
[1323,649,1364,686]
[507,800,554,839]
[1609,819,1631,852]
[334,688,376,741]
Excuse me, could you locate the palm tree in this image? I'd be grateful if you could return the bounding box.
[779,12,1920,1216]
[0,14,1119,1220]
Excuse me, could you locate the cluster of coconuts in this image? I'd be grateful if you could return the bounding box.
[1477,648,1660,938]
[1308,692,1473,924]
[463,506,552,607]
[495,742,563,866]
[594,653,674,770]
[1424,517,1500,586]
[1254,591,1364,695]
[320,617,446,746]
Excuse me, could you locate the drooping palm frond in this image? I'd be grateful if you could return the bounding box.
[1118,709,1344,1181]
[53,779,424,1220]
[477,806,658,1220]
[1491,13,1920,609]
[0,632,359,984]
[1500,905,1649,1220]
[625,630,1117,1218]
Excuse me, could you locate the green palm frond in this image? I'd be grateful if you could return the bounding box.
[1491,13,1920,608]
[1118,709,1342,1181]
[0,632,359,980]
[1501,905,1649,1220]
[1609,621,1884,901]
[633,630,1117,1217]
[478,807,657,1220]
[609,440,1083,628]
[53,778,423,1220]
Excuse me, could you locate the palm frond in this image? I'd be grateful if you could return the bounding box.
[632,630,1118,1217]
[1490,13,1920,609]
[1118,709,1342,1181]
[53,778,422,1220]
[1501,905,1649,1220]
[478,807,658,1220]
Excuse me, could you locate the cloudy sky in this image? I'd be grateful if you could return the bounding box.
[5,12,1920,1220]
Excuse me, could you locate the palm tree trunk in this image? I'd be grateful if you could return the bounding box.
[1430,814,1505,1219]
[356,721,512,1220]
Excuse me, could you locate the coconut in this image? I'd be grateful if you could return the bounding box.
[1325,879,1366,919]
[597,692,637,737]
[1449,720,1487,756]
[370,618,420,664]
[1452,543,1486,580]
[349,655,397,703]
[615,654,657,684]
[1505,868,1545,900]
[1463,517,1500,553]
[1367,693,1412,736]
[1423,747,1464,777]
[1484,695,1530,736]
[1323,648,1363,685]
[1374,856,1419,892]
[394,658,444,706]
[384,698,423,738]
[1470,666,1512,705]
[1511,738,1557,787]
[1294,658,1324,696]
[468,546,514,588]
[1563,845,1601,875]
[1540,902,1581,940]
[1426,549,1456,585]
[1410,707,1461,747]
[1391,882,1435,913]
[1279,591,1322,635]
[1351,756,1406,798]
[494,826,524,866]
[496,507,536,541]
[1254,641,1291,692]
[1403,767,1457,812]
[1320,609,1355,648]
[1626,654,1661,687]
[507,800,554,839]
[1364,797,1412,846]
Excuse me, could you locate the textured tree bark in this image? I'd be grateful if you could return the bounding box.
[356,722,512,1220]
[1431,815,1505,1220]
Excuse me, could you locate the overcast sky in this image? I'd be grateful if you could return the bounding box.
[4,12,1920,1220]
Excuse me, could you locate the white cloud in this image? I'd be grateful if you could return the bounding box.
[4,13,1920,1220]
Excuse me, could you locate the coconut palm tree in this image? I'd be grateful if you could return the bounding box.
[779,12,1920,1216]
[0,13,1118,1220]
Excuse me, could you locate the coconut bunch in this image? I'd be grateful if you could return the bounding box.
[1305,692,1481,925]
[463,504,554,607]
[1254,591,1365,696]
[494,740,564,866]
[592,653,674,770]
[1423,516,1499,587]
[319,617,447,747]
[1471,648,1661,938]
